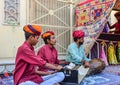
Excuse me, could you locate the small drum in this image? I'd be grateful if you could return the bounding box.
[88,58,106,75]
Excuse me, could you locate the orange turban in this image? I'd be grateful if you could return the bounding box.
[73,30,85,38]
[42,31,54,39]
[114,12,120,17]
[23,25,42,36]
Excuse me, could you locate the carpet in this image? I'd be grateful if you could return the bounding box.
[1,65,120,85]
[80,73,120,85]
[103,65,120,75]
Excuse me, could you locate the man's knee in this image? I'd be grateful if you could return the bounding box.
[56,72,65,80]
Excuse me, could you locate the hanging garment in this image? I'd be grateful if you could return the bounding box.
[103,23,109,33]
[116,41,120,62]
[108,42,118,64]
[100,42,108,66]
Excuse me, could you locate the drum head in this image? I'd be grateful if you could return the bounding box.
[88,58,106,75]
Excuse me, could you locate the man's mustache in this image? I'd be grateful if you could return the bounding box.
[79,42,84,45]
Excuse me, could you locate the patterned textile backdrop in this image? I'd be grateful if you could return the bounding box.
[75,0,116,55]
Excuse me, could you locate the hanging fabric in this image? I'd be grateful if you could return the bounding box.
[103,23,109,33]
[100,41,108,66]
[116,41,120,62]
[107,41,118,64]
[75,0,117,55]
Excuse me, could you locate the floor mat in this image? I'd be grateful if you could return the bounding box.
[80,73,120,85]
[103,65,120,75]
[0,65,120,85]
[0,74,13,85]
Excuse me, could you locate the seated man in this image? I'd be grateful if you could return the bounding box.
[66,30,105,75]
[66,30,91,68]
[36,31,65,85]
[14,25,63,85]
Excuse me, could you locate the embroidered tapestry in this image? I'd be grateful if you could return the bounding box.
[75,0,116,54]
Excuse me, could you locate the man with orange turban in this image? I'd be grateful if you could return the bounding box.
[66,30,91,67]
[14,25,63,85]
[107,12,120,34]
[36,31,65,85]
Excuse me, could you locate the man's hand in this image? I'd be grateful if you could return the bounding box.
[84,61,90,68]
[59,60,70,65]
[82,60,86,64]
[56,65,63,71]
[82,60,90,68]
[47,70,57,75]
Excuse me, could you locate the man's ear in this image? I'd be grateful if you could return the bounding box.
[47,39,49,43]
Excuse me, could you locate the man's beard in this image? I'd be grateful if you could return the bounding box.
[79,42,83,45]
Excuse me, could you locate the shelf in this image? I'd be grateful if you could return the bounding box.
[98,33,120,41]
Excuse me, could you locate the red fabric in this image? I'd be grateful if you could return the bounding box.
[46,31,54,35]
[37,44,59,71]
[73,30,85,38]
[42,31,55,39]
[14,41,46,85]
[4,73,9,77]
[113,22,120,33]
[115,22,120,30]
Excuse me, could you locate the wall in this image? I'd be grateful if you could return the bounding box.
[0,0,118,63]
[0,0,27,63]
